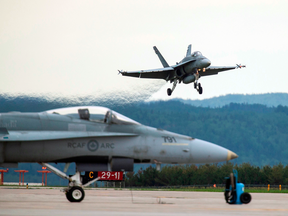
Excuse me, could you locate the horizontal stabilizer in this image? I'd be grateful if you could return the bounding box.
[1,131,138,141]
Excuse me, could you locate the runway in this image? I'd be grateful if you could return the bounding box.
[1,188,288,215]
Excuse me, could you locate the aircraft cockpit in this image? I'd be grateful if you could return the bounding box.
[45,106,140,125]
[192,51,202,57]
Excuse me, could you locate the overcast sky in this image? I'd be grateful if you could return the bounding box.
[1,0,288,103]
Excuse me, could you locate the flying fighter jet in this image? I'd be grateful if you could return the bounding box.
[0,106,238,202]
[119,44,246,96]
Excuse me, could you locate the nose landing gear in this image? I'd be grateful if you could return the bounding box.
[167,79,178,96]
[38,162,100,203]
[65,186,85,202]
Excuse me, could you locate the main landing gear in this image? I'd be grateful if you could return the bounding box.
[194,82,203,94]
[167,79,178,96]
[167,71,203,96]
[38,162,100,202]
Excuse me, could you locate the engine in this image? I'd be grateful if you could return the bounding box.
[175,68,185,78]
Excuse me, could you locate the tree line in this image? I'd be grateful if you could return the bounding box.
[125,163,288,186]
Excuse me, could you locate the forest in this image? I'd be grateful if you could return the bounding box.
[126,163,288,187]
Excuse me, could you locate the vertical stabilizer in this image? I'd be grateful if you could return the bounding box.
[186,44,192,57]
[153,46,169,68]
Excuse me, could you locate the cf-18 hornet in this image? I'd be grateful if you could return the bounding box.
[0,106,238,202]
[120,44,245,96]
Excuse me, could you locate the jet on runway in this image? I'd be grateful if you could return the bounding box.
[120,44,245,96]
[0,106,238,202]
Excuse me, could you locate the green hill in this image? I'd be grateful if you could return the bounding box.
[176,93,288,107]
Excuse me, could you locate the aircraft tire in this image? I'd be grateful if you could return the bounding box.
[66,191,73,202]
[199,87,203,94]
[167,88,172,96]
[240,192,251,204]
[66,186,85,202]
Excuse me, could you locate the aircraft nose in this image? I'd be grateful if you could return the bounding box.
[227,150,238,160]
[204,58,211,67]
[190,139,238,163]
[201,58,211,67]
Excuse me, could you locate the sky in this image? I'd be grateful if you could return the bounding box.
[1,0,288,103]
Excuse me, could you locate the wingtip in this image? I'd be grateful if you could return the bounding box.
[236,64,246,69]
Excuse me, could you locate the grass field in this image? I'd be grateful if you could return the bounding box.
[126,187,288,193]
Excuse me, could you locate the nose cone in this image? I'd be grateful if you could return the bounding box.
[190,139,238,163]
[201,58,211,68]
[227,150,238,160]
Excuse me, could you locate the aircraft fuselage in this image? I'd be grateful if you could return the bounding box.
[0,108,237,168]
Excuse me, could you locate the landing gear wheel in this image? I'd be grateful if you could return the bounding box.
[240,192,251,204]
[66,186,85,202]
[167,88,172,96]
[66,190,73,202]
[198,86,203,94]
[198,83,201,88]
[194,82,197,89]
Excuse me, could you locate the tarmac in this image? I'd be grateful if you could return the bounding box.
[1,187,288,216]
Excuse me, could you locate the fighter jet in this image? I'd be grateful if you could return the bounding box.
[119,44,245,96]
[0,106,238,202]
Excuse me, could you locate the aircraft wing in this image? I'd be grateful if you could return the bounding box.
[120,67,174,80]
[120,59,197,80]
[0,130,138,141]
[200,66,242,77]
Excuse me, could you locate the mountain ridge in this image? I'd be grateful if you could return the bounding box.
[1,93,288,111]
[172,93,288,108]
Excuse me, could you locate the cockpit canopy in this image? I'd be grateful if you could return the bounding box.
[45,106,140,125]
[192,51,202,57]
